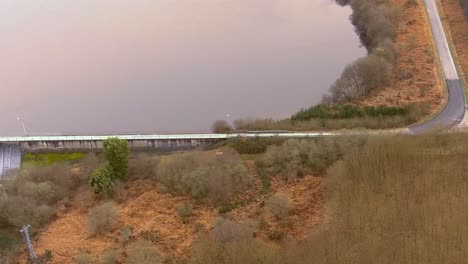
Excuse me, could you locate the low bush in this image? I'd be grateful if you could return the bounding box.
[100,249,118,264]
[127,240,163,264]
[111,180,127,203]
[75,252,92,264]
[0,164,89,234]
[266,193,293,219]
[0,197,55,230]
[190,219,280,264]
[233,113,417,131]
[292,104,408,121]
[227,137,285,154]
[257,137,365,180]
[128,153,158,180]
[176,203,192,224]
[269,230,285,240]
[88,202,119,235]
[155,148,252,204]
[255,159,272,193]
[35,250,53,264]
[121,227,132,242]
[17,181,56,204]
[326,54,392,102]
[6,164,86,203]
[405,0,418,8]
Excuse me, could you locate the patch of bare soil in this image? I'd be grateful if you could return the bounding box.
[358,0,446,115]
[439,0,468,87]
[27,160,324,264]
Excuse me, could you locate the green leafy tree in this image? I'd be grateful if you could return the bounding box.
[103,137,129,180]
[89,164,114,194]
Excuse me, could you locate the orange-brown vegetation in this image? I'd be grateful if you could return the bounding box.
[28,157,324,264]
[358,0,446,114]
[439,0,468,87]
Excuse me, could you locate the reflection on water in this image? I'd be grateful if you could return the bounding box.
[0,0,364,135]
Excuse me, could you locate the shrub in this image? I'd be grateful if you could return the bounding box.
[267,193,293,219]
[111,179,127,203]
[7,164,86,203]
[292,104,408,121]
[17,181,56,204]
[0,163,90,233]
[36,250,53,264]
[156,148,252,204]
[190,220,280,264]
[269,230,285,240]
[328,54,392,102]
[176,203,192,224]
[75,252,92,264]
[0,196,54,231]
[79,153,102,177]
[88,202,119,235]
[212,219,253,242]
[258,138,364,181]
[103,138,129,180]
[406,35,418,50]
[88,164,114,194]
[127,240,163,264]
[121,227,132,242]
[100,249,118,264]
[128,153,158,180]
[255,159,272,193]
[212,120,232,133]
[233,115,411,131]
[405,0,418,8]
[139,230,159,243]
[227,137,284,154]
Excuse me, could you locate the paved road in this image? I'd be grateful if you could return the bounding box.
[409,0,466,134]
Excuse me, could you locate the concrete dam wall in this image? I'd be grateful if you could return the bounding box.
[0,143,22,180]
[19,138,223,152]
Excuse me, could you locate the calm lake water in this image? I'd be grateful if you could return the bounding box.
[0,0,364,136]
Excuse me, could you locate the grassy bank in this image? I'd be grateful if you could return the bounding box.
[22,152,86,167]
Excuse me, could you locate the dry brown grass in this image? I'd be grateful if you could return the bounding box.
[283,133,468,264]
[439,0,468,89]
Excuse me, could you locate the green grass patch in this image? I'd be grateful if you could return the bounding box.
[23,152,86,167]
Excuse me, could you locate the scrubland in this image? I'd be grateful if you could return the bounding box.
[2,132,468,263]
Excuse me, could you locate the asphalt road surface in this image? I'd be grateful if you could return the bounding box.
[410,0,466,134]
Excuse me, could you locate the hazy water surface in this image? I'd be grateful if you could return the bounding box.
[0,0,364,135]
